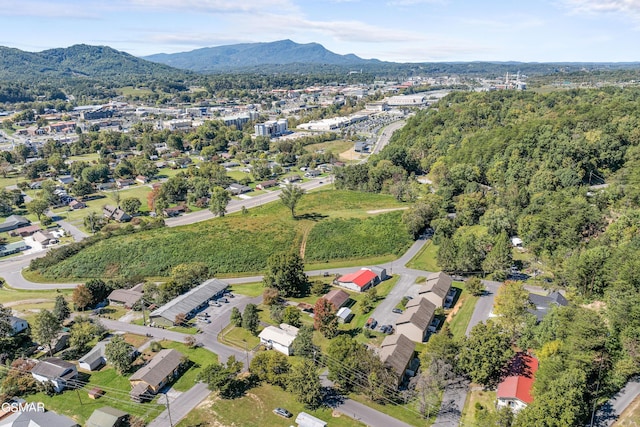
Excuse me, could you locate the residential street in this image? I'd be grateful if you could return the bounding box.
[593,376,640,426]
[146,382,211,427]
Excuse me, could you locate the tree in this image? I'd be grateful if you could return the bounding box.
[262,287,280,306]
[250,350,290,388]
[230,307,243,327]
[69,316,99,351]
[70,180,94,198]
[105,336,134,374]
[466,277,485,296]
[279,183,305,218]
[31,310,61,356]
[458,321,514,387]
[84,212,104,234]
[209,186,231,217]
[313,298,338,339]
[420,325,459,370]
[282,306,301,327]
[52,295,70,321]
[493,281,534,338]
[171,263,210,291]
[482,231,513,276]
[26,198,49,221]
[85,279,110,307]
[72,285,93,311]
[242,303,259,335]
[121,197,141,216]
[197,357,244,399]
[174,313,187,326]
[262,251,309,298]
[287,359,322,409]
[326,335,367,392]
[360,287,377,314]
[291,325,317,359]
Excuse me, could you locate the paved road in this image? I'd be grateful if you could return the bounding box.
[593,377,640,426]
[147,382,211,427]
[466,280,501,335]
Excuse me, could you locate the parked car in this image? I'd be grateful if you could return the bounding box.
[366,317,377,329]
[392,308,403,314]
[273,408,292,418]
[380,325,393,334]
[208,301,221,307]
[219,297,229,303]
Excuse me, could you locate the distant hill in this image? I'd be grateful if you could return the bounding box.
[0,44,189,81]
[143,39,381,73]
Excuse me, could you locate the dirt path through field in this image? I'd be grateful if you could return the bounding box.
[366,207,410,214]
[4,298,52,307]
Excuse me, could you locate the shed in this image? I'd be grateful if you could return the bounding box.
[336,307,352,324]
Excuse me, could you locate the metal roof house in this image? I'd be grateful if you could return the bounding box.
[295,412,327,427]
[259,324,299,356]
[31,357,78,393]
[149,279,228,326]
[86,406,129,427]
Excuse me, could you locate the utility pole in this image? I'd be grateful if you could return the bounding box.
[165,393,173,427]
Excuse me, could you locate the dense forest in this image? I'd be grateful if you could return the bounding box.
[333,87,640,425]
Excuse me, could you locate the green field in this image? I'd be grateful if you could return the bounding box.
[177,382,365,427]
[406,239,440,272]
[446,282,479,340]
[305,139,354,155]
[34,190,413,280]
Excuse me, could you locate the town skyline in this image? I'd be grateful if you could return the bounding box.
[0,0,639,63]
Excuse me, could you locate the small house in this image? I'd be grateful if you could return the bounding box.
[418,272,452,308]
[256,180,277,190]
[258,324,299,356]
[86,406,128,427]
[31,357,78,392]
[323,289,350,310]
[226,183,251,195]
[103,205,131,223]
[379,333,416,385]
[162,205,186,217]
[10,224,41,237]
[129,349,184,401]
[69,200,87,210]
[108,288,143,309]
[295,412,327,427]
[336,307,352,323]
[9,316,28,335]
[496,353,539,413]
[395,297,436,343]
[0,215,30,233]
[79,342,107,371]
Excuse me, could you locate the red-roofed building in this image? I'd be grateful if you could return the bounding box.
[336,268,378,292]
[496,353,539,413]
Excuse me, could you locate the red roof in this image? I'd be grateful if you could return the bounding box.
[496,354,539,405]
[338,269,377,288]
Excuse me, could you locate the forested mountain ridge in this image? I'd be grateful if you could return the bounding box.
[143,39,380,73]
[0,44,189,81]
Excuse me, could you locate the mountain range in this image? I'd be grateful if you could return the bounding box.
[143,39,380,73]
[0,44,187,82]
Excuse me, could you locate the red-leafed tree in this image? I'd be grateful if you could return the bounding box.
[313,297,338,338]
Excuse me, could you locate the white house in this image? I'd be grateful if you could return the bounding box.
[295,412,327,427]
[9,316,28,335]
[31,357,78,392]
[78,341,108,371]
[258,324,299,356]
[496,353,539,413]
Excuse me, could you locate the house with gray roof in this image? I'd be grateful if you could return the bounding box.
[8,316,28,335]
[30,357,77,392]
[379,333,416,385]
[419,272,453,308]
[108,288,143,309]
[6,410,79,427]
[149,279,228,326]
[395,297,437,343]
[129,349,184,401]
[0,215,30,233]
[528,291,568,322]
[0,241,28,257]
[79,340,108,371]
[86,406,128,427]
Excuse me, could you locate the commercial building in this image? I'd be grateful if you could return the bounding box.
[149,279,228,326]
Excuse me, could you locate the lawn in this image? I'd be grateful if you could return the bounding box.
[177,382,365,427]
[157,340,219,391]
[33,190,413,280]
[305,139,354,155]
[447,282,479,341]
[228,282,264,297]
[218,324,261,350]
[27,367,165,425]
[460,389,497,427]
[406,239,440,271]
[0,286,73,305]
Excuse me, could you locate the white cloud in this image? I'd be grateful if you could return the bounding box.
[559,0,640,19]
[460,16,545,31]
[128,0,297,13]
[387,0,447,6]
[0,1,100,18]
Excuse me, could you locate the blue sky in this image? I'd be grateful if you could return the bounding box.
[0,0,638,62]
